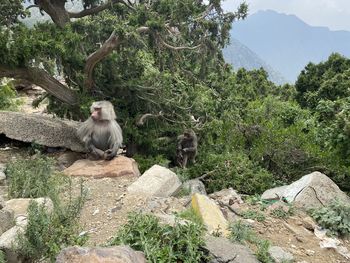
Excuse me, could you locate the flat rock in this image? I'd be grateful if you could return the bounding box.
[127,165,181,197]
[261,171,350,209]
[192,193,229,237]
[205,236,259,263]
[0,111,85,152]
[56,246,146,263]
[0,209,15,235]
[268,246,294,263]
[63,156,140,178]
[5,197,53,217]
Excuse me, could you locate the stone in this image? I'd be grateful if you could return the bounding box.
[182,179,207,195]
[268,246,294,263]
[191,193,229,237]
[57,151,85,170]
[5,197,53,217]
[0,209,15,235]
[209,188,244,206]
[0,196,5,209]
[302,216,316,231]
[56,246,146,263]
[261,172,350,209]
[63,156,140,178]
[0,111,85,152]
[0,220,27,263]
[205,236,259,263]
[0,171,6,185]
[127,165,181,197]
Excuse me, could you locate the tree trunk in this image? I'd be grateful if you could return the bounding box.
[0,66,77,105]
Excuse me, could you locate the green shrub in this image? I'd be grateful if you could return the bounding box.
[256,239,273,263]
[182,151,274,195]
[311,200,350,236]
[229,220,255,244]
[0,250,5,263]
[108,213,206,263]
[270,205,294,219]
[133,154,170,174]
[241,210,266,222]
[0,81,21,111]
[5,156,56,198]
[177,208,203,226]
[16,181,86,262]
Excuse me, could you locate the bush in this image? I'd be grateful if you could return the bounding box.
[0,250,5,263]
[229,220,255,244]
[108,213,207,263]
[181,151,274,195]
[241,210,266,222]
[16,180,86,262]
[5,156,56,198]
[0,81,21,111]
[311,200,350,236]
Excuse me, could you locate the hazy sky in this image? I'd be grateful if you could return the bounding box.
[223,0,350,31]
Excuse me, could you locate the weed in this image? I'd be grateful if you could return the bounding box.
[256,239,273,263]
[108,213,207,263]
[241,209,266,222]
[311,199,350,236]
[229,220,255,244]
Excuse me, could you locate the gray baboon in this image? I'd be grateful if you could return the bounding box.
[77,101,123,160]
[177,129,198,168]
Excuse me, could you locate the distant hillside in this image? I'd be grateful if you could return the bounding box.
[223,38,287,85]
[230,10,350,82]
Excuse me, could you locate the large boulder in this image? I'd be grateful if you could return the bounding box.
[205,236,259,263]
[0,209,15,235]
[0,111,85,152]
[56,246,146,263]
[127,165,181,197]
[182,179,207,195]
[262,171,350,209]
[63,156,140,178]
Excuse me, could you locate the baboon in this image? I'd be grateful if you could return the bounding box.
[77,101,123,160]
[177,129,198,168]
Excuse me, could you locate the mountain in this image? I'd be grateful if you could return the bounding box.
[229,10,350,83]
[223,38,287,85]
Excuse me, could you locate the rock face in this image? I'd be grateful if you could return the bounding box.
[0,209,15,235]
[0,111,85,152]
[261,171,350,209]
[56,246,146,263]
[5,197,53,217]
[182,179,207,195]
[205,236,259,263]
[268,246,294,263]
[63,156,140,178]
[127,165,181,197]
[191,193,229,237]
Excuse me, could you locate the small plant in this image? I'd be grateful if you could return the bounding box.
[0,250,5,263]
[256,239,273,263]
[177,208,203,226]
[241,209,266,222]
[108,213,207,263]
[229,220,255,244]
[0,81,22,111]
[5,156,56,198]
[16,180,86,262]
[270,205,294,219]
[311,199,350,236]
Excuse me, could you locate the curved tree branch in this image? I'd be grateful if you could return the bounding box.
[0,65,77,105]
[35,0,70,28]
[136,111,163,126]
[84,31,121,90]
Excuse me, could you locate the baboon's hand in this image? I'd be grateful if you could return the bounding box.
[104,149,116,160]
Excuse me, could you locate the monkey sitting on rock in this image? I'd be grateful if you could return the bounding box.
[176,129,198,168]
[77,101,123,160]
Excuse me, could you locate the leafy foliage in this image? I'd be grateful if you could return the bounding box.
[5,156,56,198]
[241,209,266,222]
[311,200,350,236]
[229,220,255,244]
[0,250,5,263]
[0,81,21,111]
[109,213,206,263]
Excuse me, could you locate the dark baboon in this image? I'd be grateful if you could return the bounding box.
[177,129,198,168]
[77,101,123,160]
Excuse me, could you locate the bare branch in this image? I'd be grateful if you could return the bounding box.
[158,35,201,51]
[194,4,214,21]
[84,31,121,90]
[68,0,134,18]
[0,65,77,105]
[26,4,40,10]
[136,111,163,126]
